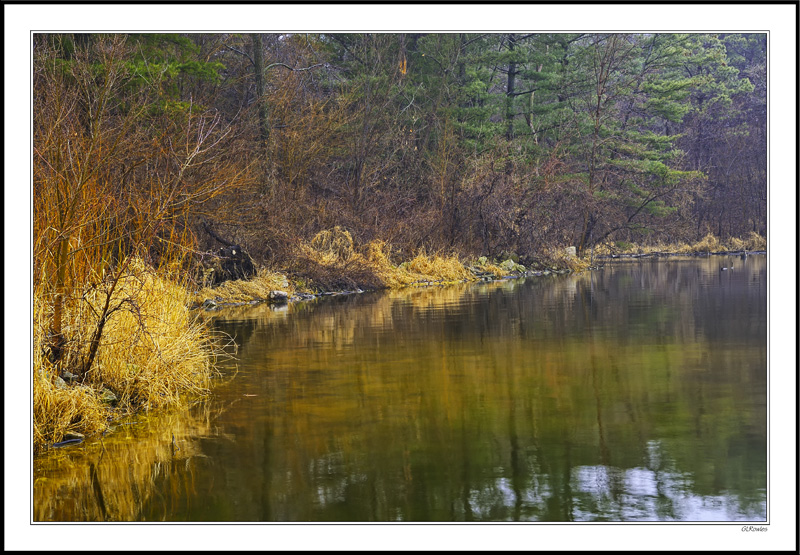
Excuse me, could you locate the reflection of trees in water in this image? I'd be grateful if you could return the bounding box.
[34,258,766,521]
[206,259,765,521]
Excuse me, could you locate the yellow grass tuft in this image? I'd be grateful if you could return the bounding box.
[33,258,219,453]
[479,263,508,279]
[745,231,767,251]
[692,233,721,253]
[362,240,414,288]
[291,230,476,291]
[193,267,293,305]
[33,372,108,448]
[540,247,592,272]
[404,249,474,283]
[307,226,355,265]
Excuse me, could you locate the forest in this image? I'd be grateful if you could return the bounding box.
[32,33,767,450]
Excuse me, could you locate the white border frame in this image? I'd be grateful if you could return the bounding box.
[6,3,796,551]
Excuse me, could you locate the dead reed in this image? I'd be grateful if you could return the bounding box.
[33,260,221,453]
[292,228,476,291]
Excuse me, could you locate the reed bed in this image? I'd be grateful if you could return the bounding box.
[33,259,220,453]
[192,268,293,305]
[404,249,475,283]
[293,228,476,291]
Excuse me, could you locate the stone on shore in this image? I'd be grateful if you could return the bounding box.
[500,259,526,273]
[269,290,289,302]
[99,388,118,405]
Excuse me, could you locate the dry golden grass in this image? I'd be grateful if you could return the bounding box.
[604,232,766,256]
[479,262,508,279]
[193,268,293,305]
[692,233,721,253]
[308,226,356,265]
[366,242,476,287]
[33,372,108,450]
[291,229,477,292]
[404,249,474,283]
[539,247,592,272]
[292,229,383,291]
[726,236,746,251]
[362,240,413,288]
[34,259,219,453]
[201,229,623,305]
[745,231,767,250]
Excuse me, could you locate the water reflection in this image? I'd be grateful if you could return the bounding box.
[34,256,767,521]
[33,399,228,521]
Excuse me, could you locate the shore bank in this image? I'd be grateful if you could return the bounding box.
[190,246,767,312]
[189,257,582,312]
[597,249,766,260]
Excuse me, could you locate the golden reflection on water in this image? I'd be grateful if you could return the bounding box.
[34,256,767,521]
[33,392,236,521]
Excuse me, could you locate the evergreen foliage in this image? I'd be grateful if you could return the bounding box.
[34,32,767,267]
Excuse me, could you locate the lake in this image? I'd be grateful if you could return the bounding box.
[33,255,767,521]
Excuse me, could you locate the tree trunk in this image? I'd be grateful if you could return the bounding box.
[505,34,517,142]
[251,33,269,147]
[49,236,69,364]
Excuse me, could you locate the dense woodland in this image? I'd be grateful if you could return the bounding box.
[34,32,766,274]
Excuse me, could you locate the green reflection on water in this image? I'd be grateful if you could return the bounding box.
[34,256,767,521]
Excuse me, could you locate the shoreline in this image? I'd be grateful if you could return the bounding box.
[596,249,766,260]
[191,267,578,312]
[193,249,767,312]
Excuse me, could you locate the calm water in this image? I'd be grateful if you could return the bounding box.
[34,255,767,521]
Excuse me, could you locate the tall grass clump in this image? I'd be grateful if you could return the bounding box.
[33,260,220,453]
[473,261,508,279]
[290,227,476,291]
[745,231,767,251]
[192,267,293,305]
[290,227,384,291]
[539,247,592,272]
[404,249,474,283]
[358,237,475,287]
[91,260,217,408]
[692,233,722,253]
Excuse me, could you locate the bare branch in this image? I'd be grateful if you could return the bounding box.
[225,42,255,68]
